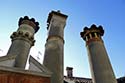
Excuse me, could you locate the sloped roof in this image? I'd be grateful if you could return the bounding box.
[0,55,16,67]
[29,55,52,77]
[0,55,52,77]
[64,76,92,83]
[64,75,124,83]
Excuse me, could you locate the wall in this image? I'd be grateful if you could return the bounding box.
[0,70,50,83]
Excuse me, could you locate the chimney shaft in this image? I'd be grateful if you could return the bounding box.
[7,16,39,69]
[43,11,68,83]
[80,24,117,83]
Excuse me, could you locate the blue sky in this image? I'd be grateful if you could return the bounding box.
[0,0,125,78]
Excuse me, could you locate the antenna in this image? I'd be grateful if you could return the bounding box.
[37,51,42,60]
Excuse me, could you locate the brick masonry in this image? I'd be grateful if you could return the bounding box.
[0,71,50,83]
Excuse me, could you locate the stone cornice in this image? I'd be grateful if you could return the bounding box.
[0,55,16,61]
[0,66,51,77]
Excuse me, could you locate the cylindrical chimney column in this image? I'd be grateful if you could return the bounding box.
[80,24,117,83]
[7,16,40,69]
[43,11,68,83]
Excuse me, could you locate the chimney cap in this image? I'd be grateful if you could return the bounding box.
[66,67,73,78]
[66,67,73,70]
[80,24,104,40]
[18,16,40,33]
[46,10,68,30]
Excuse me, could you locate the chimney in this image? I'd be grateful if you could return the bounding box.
[43,10,68,83]
[7,16,40,69]
[66,67,73,78]
[80,24,117,83]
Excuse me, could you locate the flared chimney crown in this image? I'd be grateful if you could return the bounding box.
[18,16,40,33]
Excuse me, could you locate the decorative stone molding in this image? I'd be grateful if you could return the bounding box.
[10,31,35,46]
[46,35,65,44]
